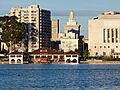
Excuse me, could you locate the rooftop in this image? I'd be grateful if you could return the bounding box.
[93,11,120,20]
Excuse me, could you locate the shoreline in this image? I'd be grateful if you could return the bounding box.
[1,60,120,64]
[80,60,120,64]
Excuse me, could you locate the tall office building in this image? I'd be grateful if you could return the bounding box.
[88,11,120,56]
[51,19,59,41]
[9,4,51,52]
[64,10,80,38]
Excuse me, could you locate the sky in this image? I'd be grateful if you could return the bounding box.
[0,0,120,36]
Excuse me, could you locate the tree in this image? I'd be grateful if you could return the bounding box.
[0,16,26,52]
[83,49,90,60]
[75,49,80,55]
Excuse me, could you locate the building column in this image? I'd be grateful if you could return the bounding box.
[70,55,72,62]
[21,55,23,64]
[118,29,120,43]
[52,55,54,60]
[9,55,11,64]
[33,55,36,63]
[15,55,17,64]
[34,55,36,60]
[105,29,107,43]
[58,55,60,61]
[15,60,17,64]
[64,55,66,63]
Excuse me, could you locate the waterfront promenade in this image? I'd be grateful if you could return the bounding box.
[80,59,120,64]
[1,59,120,64]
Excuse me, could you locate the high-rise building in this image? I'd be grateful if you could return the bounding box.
[64,10,80,38]
[88,11,120,57]
[51,19,59,41]
[9,4,51,52]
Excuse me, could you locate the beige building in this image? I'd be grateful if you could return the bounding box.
[9,4,51,52]
[51,19,59,41]
[88,11,120,57]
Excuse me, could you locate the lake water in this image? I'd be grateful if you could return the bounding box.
[0,64,120,90]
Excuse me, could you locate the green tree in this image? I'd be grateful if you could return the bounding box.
[83,49,90,60]
[0,16,26,51]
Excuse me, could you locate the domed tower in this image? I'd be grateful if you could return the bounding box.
[67,10,77,25]
[64,10,80,38]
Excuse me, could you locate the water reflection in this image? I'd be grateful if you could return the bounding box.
[0,64,120,90]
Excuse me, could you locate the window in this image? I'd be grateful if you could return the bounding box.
[116,46,118,48]
[116,56,119,58]
[116,29,118,38]
[104,40,106,43]
[112,38,114,43]
[36,56,40,58]
[116,40,118,43]
[108,46,110,48]
[72,55,77,57]
[62,41,65,43]
[111,29,114,43]
[100,46,102,48]
[104,46,106,48]
[94,46,96,48]
[11,55,15,57]
[54,56,58,58]
[112,29,114,37]
[103,52,106,56]
[107,29,110,43]
[66,55,71,57]
[48,56,52,58]
[107,29,110,38]
[74,44,77,47]
[111,49,114,53]
[103,29,105,43]
[95,52,98,55]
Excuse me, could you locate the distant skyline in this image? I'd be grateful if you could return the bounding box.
[1,0,120,36]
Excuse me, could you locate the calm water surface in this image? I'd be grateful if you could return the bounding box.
[0,64,120,90]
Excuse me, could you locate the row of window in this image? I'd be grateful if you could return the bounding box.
[94,46,118,48]
[103,28,119,43]
[95,52,106,56]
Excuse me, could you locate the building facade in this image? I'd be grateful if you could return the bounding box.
[29,48,79,64]
[59,32,79,52]
[9,4,51,52]
[51,19,59,41]
[88,11,120,57]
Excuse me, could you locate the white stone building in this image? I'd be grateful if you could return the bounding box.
[88,11,120,57]
[9,4,51,52]
[59,32,78,52]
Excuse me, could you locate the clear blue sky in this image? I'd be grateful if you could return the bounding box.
[0,0,120,36]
